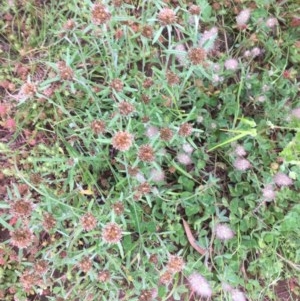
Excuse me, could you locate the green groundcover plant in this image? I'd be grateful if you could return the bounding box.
[0,0,299,300]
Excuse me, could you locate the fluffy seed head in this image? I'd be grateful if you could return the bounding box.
[236,9,251,26]
[188,273,212,298]
[34,260,48,274]
[233,158,251,171]
[215,223,235,241]
[10,227,34,248]
[224,58,239,70]
[166,255,185,273]
[273,172,293,187]
[157,8,177,26]
[102,222,122,244]
[112,131,134,151]
[81,213,97,231]
[188,47,207,65]
[91,3,111,25]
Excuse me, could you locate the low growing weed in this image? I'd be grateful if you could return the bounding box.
[0,0,299,300]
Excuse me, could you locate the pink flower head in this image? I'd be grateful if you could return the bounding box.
[233,158,251,171]
[215,223,235,241]
[177,153,192,165]
[236,9,251,26]
[150,168,165,182]
[273,172,293,187]
[231,289,247,301]
[266,17,278,28]
[291,108,300,119]
[224,58,239,70]
[262,184,276,201]
[234,145,247,157]
[188,273,212,298]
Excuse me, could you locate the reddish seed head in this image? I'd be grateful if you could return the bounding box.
[112,201,125,215]
[10,227,34,248]
[159,271,173,285]
[179,123,193,137]
[137,182,151,194]
[166,255,185,273]
[188,47,207,65]
[4,118,16,131]
[102,222,122,244]
[189,5,201,15]
[91,3,111,25]
[160,127,173,141]
[138,145,155,162]
[34,260,48,274]
[118,101,135,115]
[42,213,56,231]
[79,257,93,273]
[141,25,153,38]
[166,71,179,86]
[111,131,134,151]
[10,199,33,218]
[19,82,37,100]
[110,78,124,92]
[98,270,111,282]
[57,61,73,80]
[63,19,76,30]
[81,213,97,231]
[157,8,177,26]
[139,289,153,301]
[91,120,106,135]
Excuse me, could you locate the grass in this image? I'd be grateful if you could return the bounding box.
[0,0,300,300]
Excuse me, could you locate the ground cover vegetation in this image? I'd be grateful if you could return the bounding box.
[0,0,300,300]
